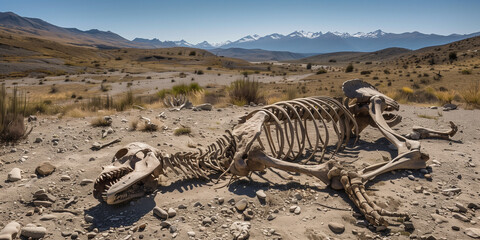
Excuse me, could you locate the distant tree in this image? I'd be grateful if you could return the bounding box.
[189,51,196,56]
[345,63,354,73]
[449,52,457,62]
[306,63,312,70]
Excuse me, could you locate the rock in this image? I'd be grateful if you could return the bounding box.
[0,221,21,240]
[453,213,470,222]
[193,201,202,207]
[465,228,480,238]
[84,215,94,223]
[256,190,266,200]
[431,214,448,224]
[21,226,47,239]
[243,208,254,220]
[178,204,187,209]
[7,168,21,182]
[456,202,468,212]
[404,221,415,230]
[167,208,176,218]
[60,175,71,181]
[33,200,52,207]
[217,197,224,205]
[34,138,43,143]
[33,192,56,202]
[153,207,168,220]
[187,231,195,237]
[408,175,415,180]
[71,232,78,239]
[328,222,345,234]
[80,179,94,186]
[193,103,213,111]
[202,217,212,226]
[160,221,171,228]
[40,214,58,221]
[289,205,301,214]
[424,174,432,180]
[452,226,460,231]
[235,198,248,211]
[267,214,276,221]
[86,232,96,239]
[230,222,250,240]
[36,162,56,176]
[468,203,480,210]
[443,103,457,111]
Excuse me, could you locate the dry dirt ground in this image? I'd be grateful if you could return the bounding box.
[0,103,479,240]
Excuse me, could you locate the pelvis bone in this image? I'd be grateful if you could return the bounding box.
[94,79,456,228]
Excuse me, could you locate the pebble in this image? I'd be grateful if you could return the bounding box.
[431,214,448,224]
[465,228,480,238]
[452,226,460,231]
[160,221,171,228]
[256,190,267,200]
[328,222,345,234]
[80,179,94,186]
[453,213,470,222]
[36,162,56,176]
[7,168,21,182]
[187,231,196,237]
[21,226,47,239]
[408,175,415,180]
[289,205,301,214]
[40,214,58,220]
[61,175,71,181]
[202,217,212,225]
[456,202,468,213]
[167,208,176,218]
[235,198,248,211]
[153,207,168,220]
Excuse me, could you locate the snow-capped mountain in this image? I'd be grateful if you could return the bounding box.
[133,29,479,53]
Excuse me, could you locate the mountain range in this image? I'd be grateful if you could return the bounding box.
[1,11,479,57]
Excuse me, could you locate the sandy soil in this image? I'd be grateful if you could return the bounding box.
[0,103,479,240]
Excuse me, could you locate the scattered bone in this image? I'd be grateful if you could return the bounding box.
[230,222,250,240]
[21,225,47,239]
[91,138,121,150]
[0,221,21,240]
[465,228,480,238]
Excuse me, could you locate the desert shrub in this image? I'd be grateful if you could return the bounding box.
[316,69,327,74]
[129,119,138,131]
[229,78,262,105]
[360,70,371,75]
[449,52,457,62]
[365,61,372,65]
[401,87,414,94]
[306,63,312,70]
[174,127,191,136]
[196,70,204,75]
[115,90,135,111]
[345,63,354,73]
[460,81,480,107]
[286,88,297,100]
[170,83,203,96]
[139,120,160,132]
[0,85,32,142]
[49,84,59,94]
[384,69,391,74]
[90,117,112,127]
[329,59,336,63]
[461,69,472,75]
[100,83,111,92]
[189,51,196,56]
[372,76,379,80]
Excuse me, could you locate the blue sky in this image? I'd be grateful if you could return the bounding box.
[1,0,479,44]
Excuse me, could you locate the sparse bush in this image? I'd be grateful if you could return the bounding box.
[329,59,336,63]
[174,127,191,136]
[129,119,138,131]
[345,63,354,73]
[401,87,414,94]
[90,116,112,127]
[286,88,297,100]
[189,51,196,56]
[306,63,312,70]
[384,69,391,74]
[196,70,204,75]
[229,78,262,105]
[316,69,327,74]
[461,69,472,75]
[449,52,457,62]
[360,70,371,75]
[100,83,111,92]
[49,84,59,94]
[0,86,32,142]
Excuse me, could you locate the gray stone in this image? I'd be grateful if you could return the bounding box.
[431,214,448,224]
[153,207,168,220]
[202,217,212,226]
[167,208,176,218]
[80,179,94,186]
[453,213,470,222]
[328,222,345,234]
[235,198,248,211]
[7,168,21,182]
[21,226,47,239]
[61,175,71,181]
[0,221,20,240]
[456,202,468,213]
[465,228,480,238]
[256,190,266,200]
[408,175,415,180]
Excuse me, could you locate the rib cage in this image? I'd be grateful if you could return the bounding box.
[156,96,358,179]
[241,97,359,163]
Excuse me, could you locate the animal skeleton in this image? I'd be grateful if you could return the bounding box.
[94,79,456,227]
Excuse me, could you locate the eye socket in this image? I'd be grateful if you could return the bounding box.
[115,148,128,160]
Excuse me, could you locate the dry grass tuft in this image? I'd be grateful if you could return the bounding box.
[138,120,160,132]
[460,81,480,108]
[129,119,138,131]
[174,127,191,136]
[434,90,456,104]
[0,85,32,142]
[229,78,263,105]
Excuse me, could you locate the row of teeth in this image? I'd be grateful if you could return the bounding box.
[95,166,133,185]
